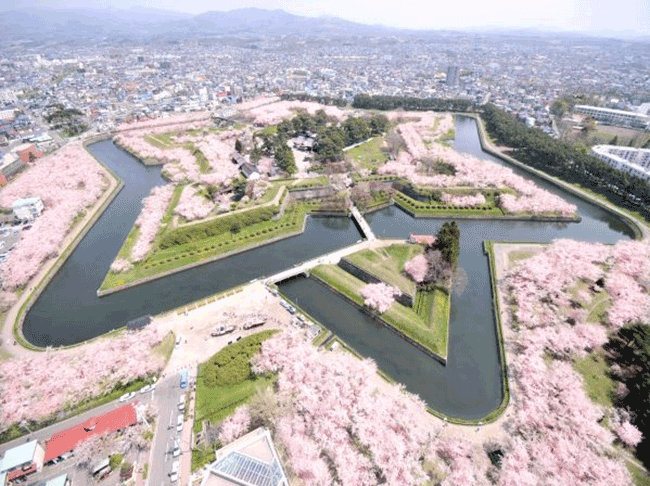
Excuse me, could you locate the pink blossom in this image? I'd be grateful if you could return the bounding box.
[0,326,165,428]
[252,330,434,486]
[110,258,133,273]
[360,282,399,313]
[117,112,211,131]
[441,193,487,207]
[378,118,578,217]
[245,100,349,125]
[219,405,251,444]
[404,254,428,283]
[174,185,214,221]
[612,418,643,447]
[0,143,107,289]
[131,185,175,261]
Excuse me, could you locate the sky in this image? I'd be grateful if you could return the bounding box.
[7,0,650,37]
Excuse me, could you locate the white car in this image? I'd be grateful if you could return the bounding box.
[177,415,184,432]
[119,392,136,402]
[140,384,154,394]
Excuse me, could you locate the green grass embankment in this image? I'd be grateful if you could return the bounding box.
[191,331,277,471]
[344,243,423,296]
[310,264,448,358]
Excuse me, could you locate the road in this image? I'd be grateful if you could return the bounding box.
[147,371,195,486]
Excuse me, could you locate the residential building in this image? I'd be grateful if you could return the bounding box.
[0,153,24,178]
[574,105,650,129]
[12,196,44,222]
[43,404,138,463]
[14,143,43,163]
[0,440,45,482]
[446,66,460,87]
[200,427,289,486]
[591,145,650,183]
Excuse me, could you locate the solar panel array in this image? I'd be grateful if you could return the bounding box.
[214,451,285,486]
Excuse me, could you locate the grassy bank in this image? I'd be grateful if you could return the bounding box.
[344,243,423,296]
[345,137,388,170]
[310,264,448,358]
[100,202,308,292]
[393,191,504,217]
[191,331,277,471]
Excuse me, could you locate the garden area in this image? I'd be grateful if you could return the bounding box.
[191,331,277,471]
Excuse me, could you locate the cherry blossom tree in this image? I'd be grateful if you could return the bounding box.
[250,330,437,486]
[0,326,166,430]
[219,405,251,444]
[0,143,107,289]
[131,184,175,261]
[110,258,133,274]
[360,282,399,313]
[404,254,428,283]
[441,193,487,207]
[174,185,214,221]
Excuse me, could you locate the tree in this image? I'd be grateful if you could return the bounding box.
[235,139,243,153]
[434,221,460,267]
[274,142,296,175]
[550,99,568,118]
[609,135,619,146]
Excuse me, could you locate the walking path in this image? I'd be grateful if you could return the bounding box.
[350,205,376,240]
[264,238,401,284]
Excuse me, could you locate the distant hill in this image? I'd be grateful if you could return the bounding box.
[0,6,392,41]
[0,6,646,42]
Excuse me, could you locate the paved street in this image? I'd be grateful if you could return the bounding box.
[147,371,194,486]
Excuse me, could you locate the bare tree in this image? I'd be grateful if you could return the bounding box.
[384,130,405,160]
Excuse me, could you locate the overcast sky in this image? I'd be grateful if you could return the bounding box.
[7,0,650,37]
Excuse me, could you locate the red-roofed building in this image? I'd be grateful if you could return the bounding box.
[408,234,436,246]
[44,404,138,463]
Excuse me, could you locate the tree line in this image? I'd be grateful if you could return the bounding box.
[352,94,475,113]
[279,93,348,107]
[255,110,389,167]
[481,104,650,216]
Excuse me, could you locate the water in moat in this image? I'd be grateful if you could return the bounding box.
[24,117,634,419]
[278,117,633,419]
[22,140,360,346]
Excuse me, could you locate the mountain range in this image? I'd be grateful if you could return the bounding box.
[0,6,647,42]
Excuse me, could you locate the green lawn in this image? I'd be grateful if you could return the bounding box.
[573,350,615,407]
[586,292,612,324]
[344,243,423,296]
[193,331,277,434]
[100,203,308,291]
[345,137,388,170]
[310,264,449,357]
[153,332,176,367]
[628,461,650,486]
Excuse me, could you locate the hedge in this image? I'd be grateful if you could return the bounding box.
[160,205,279,249]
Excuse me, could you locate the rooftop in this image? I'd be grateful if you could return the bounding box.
[0,440,39,473]
[43,404,137,462]
[201,428,289,486]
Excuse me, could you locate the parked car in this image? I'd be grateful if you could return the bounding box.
[140,384,154,394]
[170,460,179,482]
[176,415,183,432]
[211,325,235,336]
[119,391,136,402]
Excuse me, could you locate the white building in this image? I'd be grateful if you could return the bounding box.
[575,105,650,129]
[12,196,44,221]
[591,145,650,182]
[0,440,45,479]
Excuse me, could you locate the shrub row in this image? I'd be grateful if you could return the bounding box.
[159,205,279,249]
[201,331,276,388]
[143,216,303,269]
